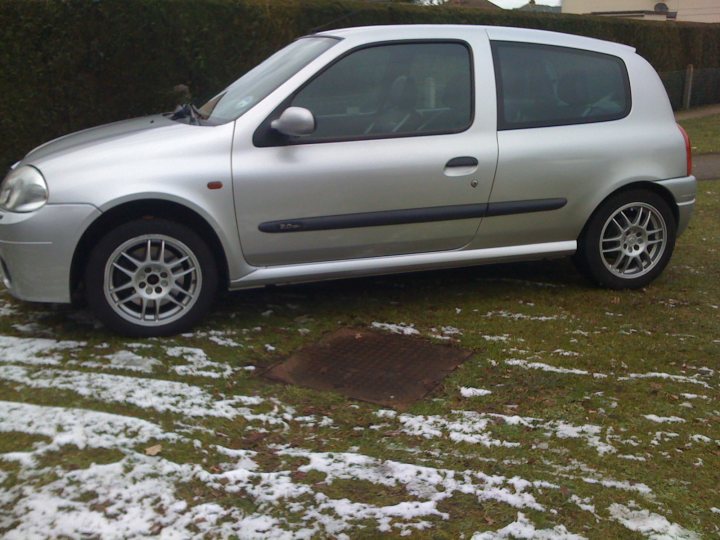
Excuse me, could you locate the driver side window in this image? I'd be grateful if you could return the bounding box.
[291,41,473,141]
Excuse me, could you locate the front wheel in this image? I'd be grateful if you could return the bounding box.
[575,190,676,289]
[85,219,218,336]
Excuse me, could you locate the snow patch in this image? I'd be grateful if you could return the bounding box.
[0,336,85,366]
[471,512,586,539]
[608,503,699,539]
[371,322,420,336]
[460,387,492,398]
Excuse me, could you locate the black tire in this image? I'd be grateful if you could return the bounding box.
[575,189,676,289]
[85,218,218,337]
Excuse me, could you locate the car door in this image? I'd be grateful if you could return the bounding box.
[232,38,498,267]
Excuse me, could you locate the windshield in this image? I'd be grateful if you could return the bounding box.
[199,37,338,123]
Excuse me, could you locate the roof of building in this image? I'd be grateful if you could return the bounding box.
[444,0,502,9]
[517,1,561,13]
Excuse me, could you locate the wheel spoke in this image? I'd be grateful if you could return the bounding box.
[117,292,141,307]
[170,256,190,269]
[172,283,192,298]
[145,240,153,262]
[611,217,626,232]
[602,246,622,254]
[164,294,186,308]
[621,255,633,273]
[112,262,136,279]
[110,281,134,294]
[642,210,653,229]
[603,235,623,243]
[639,251,652,268]
[173,267,196,279]
[159,240,166,264]
[612,253,626,270]
[632,207,643,226]
[120,251,143,269]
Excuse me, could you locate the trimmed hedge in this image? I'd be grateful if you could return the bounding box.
[1,0,719,170]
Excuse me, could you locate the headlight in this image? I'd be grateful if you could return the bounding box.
[0,165,48,213]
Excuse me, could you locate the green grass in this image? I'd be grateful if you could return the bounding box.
[678,113,720,154]
[0,182,719,537]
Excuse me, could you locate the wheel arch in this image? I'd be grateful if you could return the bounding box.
[70,199,230,300]
[577,181,679,243]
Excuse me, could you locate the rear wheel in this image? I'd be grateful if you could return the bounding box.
[576,190,676,289]
[85,219,217,336]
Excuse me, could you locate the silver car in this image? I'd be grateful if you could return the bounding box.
[0,25,696,336]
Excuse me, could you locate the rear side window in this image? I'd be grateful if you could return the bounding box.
[491,41,631,130]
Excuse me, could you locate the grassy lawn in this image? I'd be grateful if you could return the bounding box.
[678,113,720,154]
[0,182,718,538]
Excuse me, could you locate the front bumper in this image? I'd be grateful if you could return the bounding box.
[657,175,696,237]
[0,204,101,303]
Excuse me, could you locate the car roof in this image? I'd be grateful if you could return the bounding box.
[315,25,636,57]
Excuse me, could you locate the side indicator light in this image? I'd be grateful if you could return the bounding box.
[207,181,223,190]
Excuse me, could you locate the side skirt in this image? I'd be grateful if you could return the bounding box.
[229,241,576,289]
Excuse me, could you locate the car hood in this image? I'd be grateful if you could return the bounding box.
[24,114,182,164]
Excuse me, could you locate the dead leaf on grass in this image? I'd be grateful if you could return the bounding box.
[145,444,162,456]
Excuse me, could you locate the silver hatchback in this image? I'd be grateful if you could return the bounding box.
[0,25,696,336]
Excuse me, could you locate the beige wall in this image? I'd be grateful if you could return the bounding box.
[562,0,720,23]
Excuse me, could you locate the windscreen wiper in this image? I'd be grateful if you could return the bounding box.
[170,103,205,124]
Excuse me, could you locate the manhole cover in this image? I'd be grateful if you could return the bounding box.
[263,328,474,409]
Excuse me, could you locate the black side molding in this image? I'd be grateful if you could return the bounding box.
[259,198,567,233]
[259,203,487,233]
[485,198,567,217]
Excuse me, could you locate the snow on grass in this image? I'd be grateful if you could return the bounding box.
[2,444,559,538]
[165,346,234,378]
[608,503,700,539]
[81,350,160,373]
[279,448,550,513]
[471,512,586,539]
[0,335,85,366]
[460,387,492,398]
[0,366,262,420]
[619,372,712,389]
[398,411,520,448]
[0,401,177,465]
[680,393,709,400]
[505,359,591,376]
[395,411,616,456]
[643,415,686,424]
[371,322,420,336]
[485,310,563,321]
[582,478,652,495]
[481,334,511,342]
[0,455,248,539]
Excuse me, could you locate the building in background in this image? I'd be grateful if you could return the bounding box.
[562,1,720,23]
[444,0,501,8]
[517,0,562,13]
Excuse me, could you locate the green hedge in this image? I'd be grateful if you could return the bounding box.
[1,0,719,170]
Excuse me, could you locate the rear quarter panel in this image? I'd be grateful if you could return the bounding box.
[470,47,686,249]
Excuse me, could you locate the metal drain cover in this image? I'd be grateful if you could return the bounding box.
[263,328,474,409]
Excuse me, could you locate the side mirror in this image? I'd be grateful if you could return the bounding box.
[270,107,316,137]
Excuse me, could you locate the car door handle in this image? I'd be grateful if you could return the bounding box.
[444,156,479,177]
[446,156,479,168]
